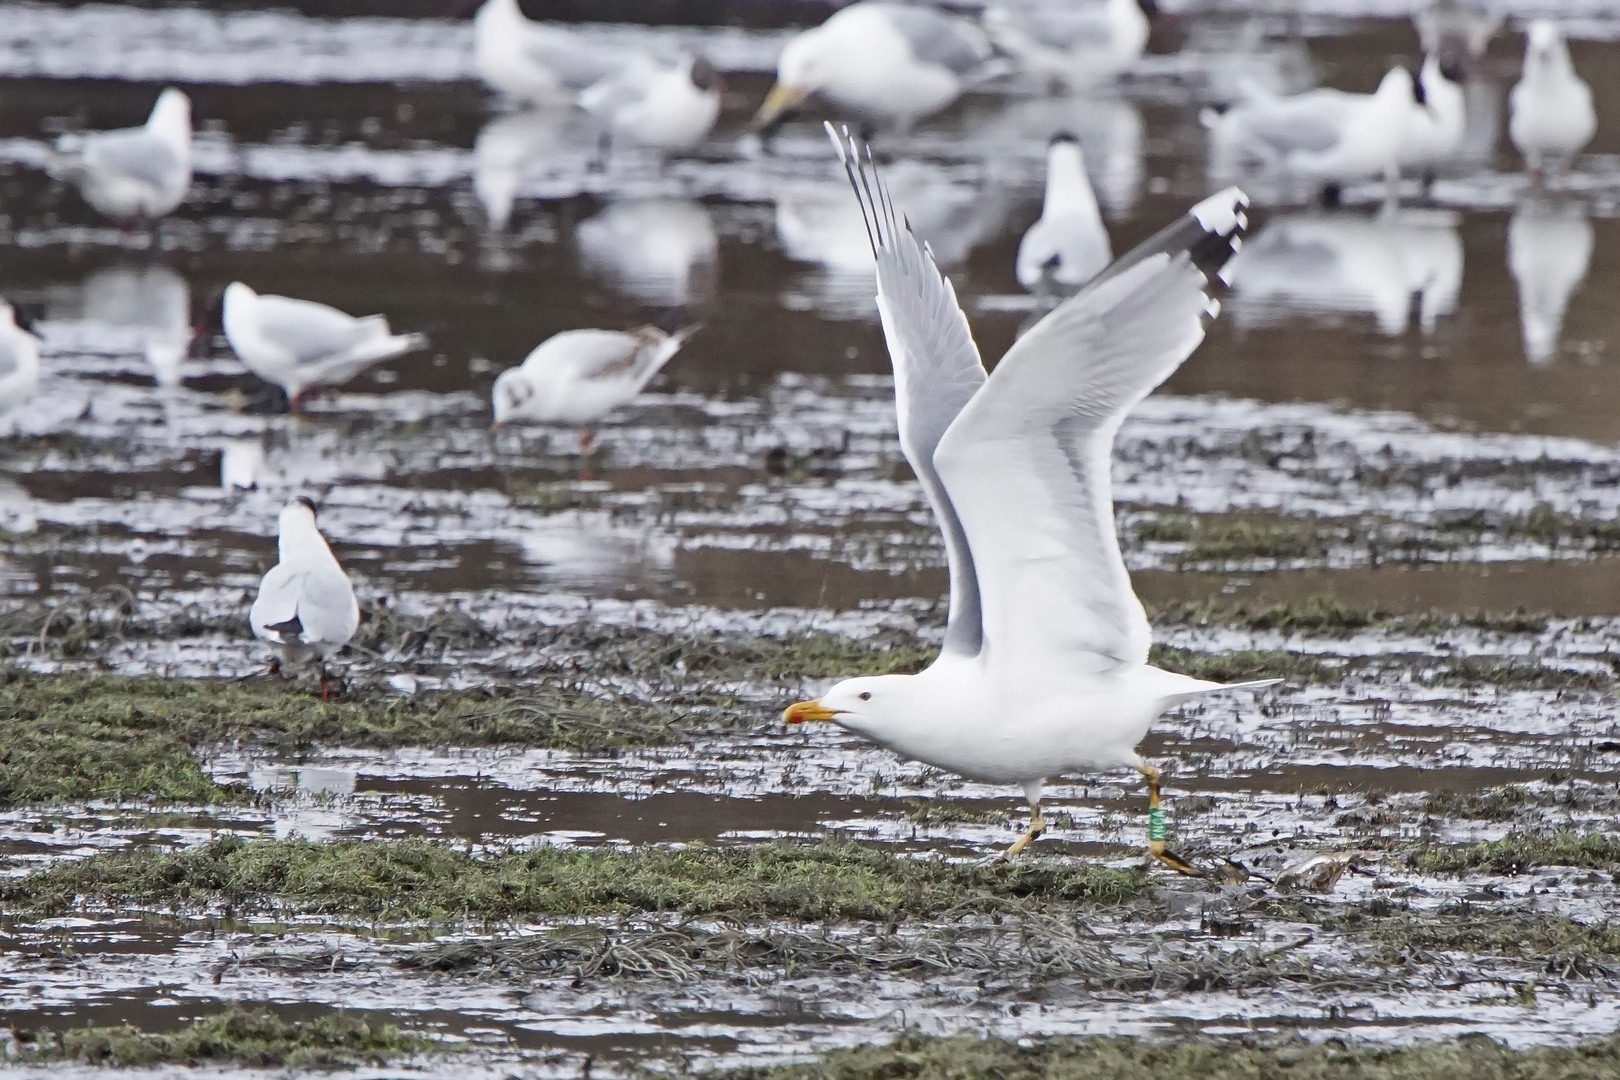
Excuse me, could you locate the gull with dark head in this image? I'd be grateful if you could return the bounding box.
[250,496,359,700]
[785,126,1275,871]
[221,283,427,410]
[1017,132,1112,295]
[47,88,192,225]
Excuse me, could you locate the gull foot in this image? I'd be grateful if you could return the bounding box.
[1002,809,1045,860]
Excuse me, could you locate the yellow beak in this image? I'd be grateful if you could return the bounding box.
[783,698,838,724]
[753,82,810,129]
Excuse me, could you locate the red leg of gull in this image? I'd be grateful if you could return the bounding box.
[578,426,595,456]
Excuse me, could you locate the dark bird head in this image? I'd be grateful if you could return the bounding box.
[292,494,318,516]
[1,298,42,338]
[690,57,722,93]
[1049,131,1080,148]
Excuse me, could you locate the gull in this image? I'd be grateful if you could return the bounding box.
[221,283,427,409]
[1204,65,1422,196]
[754,2,999,133]
[0,302,42,418]
[1017,132,1112,295]
[580,54,722,155]
[1509,21,1595,178]
[1508,196,1592,365]
[1397,53,1467,179]
[1415,0,1500,70]
[472,0,632,106]
[786,126,1275,871]
[576,200,720,308]
[47,88,191,224]
[490,322,699,449]
[251,496,359,699]
[982,0,1153,92]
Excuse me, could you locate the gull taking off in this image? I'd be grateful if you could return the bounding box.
[221,283,427,409]
[250,496,360,699]
[47,88,191,224]
[1509,21,1594,178]
[786,126,1275,871]
[491,322,699,449]
[754,2,998,133]
[982,0,1153,92]
[1017,133,1112,295]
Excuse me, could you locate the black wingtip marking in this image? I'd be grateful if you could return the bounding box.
[1088,188,1249,296]
[266,614,304,641]
[824,121,909,264]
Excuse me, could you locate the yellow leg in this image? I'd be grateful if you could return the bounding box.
[1003,804,1045,859]
[1139,765,1207,878]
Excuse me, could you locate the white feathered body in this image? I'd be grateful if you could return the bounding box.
[1398,56,1466,171]
[474,0,623,105]
[493,326,694,426]
[1017,139,1112,292]
[250,502,359,666]
[1209,68,1416,183]
[49,88,192,221]
[0,304,42,414]
[223,282,425,400]
[580,57,720,151]
[982,0,1148,91]
[1509,24,1595,171]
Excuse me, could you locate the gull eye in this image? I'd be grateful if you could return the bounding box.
[859,691,871,701]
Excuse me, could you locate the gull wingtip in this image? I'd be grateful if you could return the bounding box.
[1189,186,1250,236]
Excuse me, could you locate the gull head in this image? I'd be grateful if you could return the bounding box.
[688,57,722,95]
[279,495,319,533]
[1527,20,1561,58]
[490,366,538,429]
[753,34,821,131]
[783,674,915,738]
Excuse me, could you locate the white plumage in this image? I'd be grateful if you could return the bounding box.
[1508,197,1593,365]
[0,303,42,417]
[473,0,632,106]
[222,282,427,407]
[47,88,192,223]
[1398,54,1467,176]
[754,2,999,132]
[1016,133,1112,294]
[576,200,720,307]
[580,55,722,153]
[491,324,698,429]
[982,0,1151,92]
[785,127,1274,871]
[250,496,360,679]
[1509,20,1595,176]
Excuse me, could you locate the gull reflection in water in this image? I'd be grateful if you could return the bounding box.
[576,200,719,308]
[473,106,578,231]
[1508,196,1592,365]
[1226,207,1463,337]
[44,264,192,387]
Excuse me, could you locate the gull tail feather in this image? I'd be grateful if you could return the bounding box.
[1157,676,1281,711]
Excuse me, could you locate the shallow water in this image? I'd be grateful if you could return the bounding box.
[5,0,1620,1071]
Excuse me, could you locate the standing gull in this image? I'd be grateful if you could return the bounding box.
[579,55,722,155]
[786,127,1274,870]
[0,302,42,418]
[250,496,360,700]
[982,0,1153,92]
[221,283,427,409]
[490,322,699,450]
[1017,132,1112,295]
[754,2,999,133]
[472,0,631,106]
[1509,21,1594,178]
[47,88,192,224]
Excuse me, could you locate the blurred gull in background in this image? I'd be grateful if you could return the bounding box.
[754,2,1000,133]
[1396,53,1467,183]
[0,303,42,417]
[1509,20,1594,178]
[580,54,722,156]
[473,107,575,230]
[576,200,720,308]
[1507,196,1592,365]
[46,87,192,224]
[1415,0,1500,71]
[981,0,1153,92]
[1016,133,1111,295]
[988,95,1143,216]
[491,322,700,449]
[221,283,428,410]
[473,0,633,106]
[250,495,359,699]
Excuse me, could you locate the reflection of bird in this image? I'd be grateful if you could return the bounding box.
[222,283,427,408]
[982,0,1152,92]
[48,265,192,387]
[491,323,699,448]
[576,200,719,307]
[1205,66,1420,190]
[47,88,191,223]
[754,2,998,133]
[221,440,270,491]
[1510,21,1594,177]
[472,0,631,106]
[1017,133,1111,295]
[1226,209,1462,336]
[0,302,42,416]
[1398,54,1467,177]
[473,107,574,230]
[1508,197,1592,365]
[250,496,359,700]
[788,128,1275,871]
[580,55,722,154]
[1415,0,1500,70]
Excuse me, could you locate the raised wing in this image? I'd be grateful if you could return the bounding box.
[828,124,987,657]
[253,294,378,366]
[933,187,1248,674]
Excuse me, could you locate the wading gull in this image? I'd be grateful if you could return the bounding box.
[1509,20,1594,178]
[1017,132,1112,295]
[250,496,359,700]
[221,282,427,410]
[982,0,1153,92]
[580,55,722,155]
[47,88,191,224]
[785,126,1275,871]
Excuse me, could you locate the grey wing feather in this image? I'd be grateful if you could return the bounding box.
[254,295,378,366]
[884,6,992,76]
[829,124,987,657]
[524,26,633,91]
[932,189,1248,672]
[1238,94,1348,155]
[82,129,185,187]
